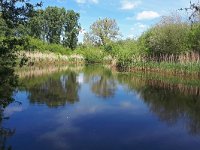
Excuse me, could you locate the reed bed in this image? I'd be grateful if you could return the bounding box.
[18,51,85,66]
[117,52,200,74]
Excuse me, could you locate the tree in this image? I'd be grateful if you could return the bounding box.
[64,10,80,50]
[180,1,200,23]
[180,2,200,52]
[29,10,45,39]
[29,7,66,44]
[28,7,80,50]
[0,0,41,102]
[84,18,120,46]
[0,0,41,34]
[43,7,66,44]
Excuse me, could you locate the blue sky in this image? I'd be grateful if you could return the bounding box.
[32,0,198,42]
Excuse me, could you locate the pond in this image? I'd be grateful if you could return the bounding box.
[1,65,200,150]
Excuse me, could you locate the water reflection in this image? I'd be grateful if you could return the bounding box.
[11,65,200,150]
[84,66,117,98]
[21,71,80,107]
[118,73,200,135]
[0,66,18,150]
[140,82,200,135]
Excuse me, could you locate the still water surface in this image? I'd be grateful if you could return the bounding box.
[2,65,200,150]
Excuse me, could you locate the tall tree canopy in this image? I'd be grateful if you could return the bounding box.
[29,7,80,50]
[64,10,80,50]
[0,0,41,35]
[84,18,120,46]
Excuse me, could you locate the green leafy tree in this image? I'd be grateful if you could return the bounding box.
[0,0,40,108]
[44,7,66,44]
[84,18,120,46]
[64,10,80,50]
[28,7,80,50]
[29,10,46,40]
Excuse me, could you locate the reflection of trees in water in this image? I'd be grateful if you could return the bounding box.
[26,71,80,107]
[0,67,18,108]
[84,66,117,98]
[140,81,200,135]
[118,74,200,135]
[0,125,15,150]
[91,76,116,98]
[0,67,17,150]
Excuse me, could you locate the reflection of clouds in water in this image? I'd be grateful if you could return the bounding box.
[60,75,68,92]
[39,122,80,150]
[38,104,110,149]
[4,102,24,116]
[38,99,142,149]
[77,73,84,84]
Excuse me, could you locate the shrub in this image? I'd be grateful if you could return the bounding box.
[138,14,191,56]
[189,24,200,52]
[27,37,71,55]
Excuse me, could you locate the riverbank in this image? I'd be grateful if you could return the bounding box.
[18,50,200,76]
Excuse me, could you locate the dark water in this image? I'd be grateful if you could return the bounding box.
[1,65,200,150]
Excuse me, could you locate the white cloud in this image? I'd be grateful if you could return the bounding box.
[136,11,160,20]
[120,0,141,10]
[75,0,99,4]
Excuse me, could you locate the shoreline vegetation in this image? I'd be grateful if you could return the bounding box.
[19,49,200,76]
[1,1,200,76]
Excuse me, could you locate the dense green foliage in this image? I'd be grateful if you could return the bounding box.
[29,7,80,50]
[28,37,71,55]
[139,15,190,55]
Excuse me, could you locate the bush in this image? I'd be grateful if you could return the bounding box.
[75,45,105,63]
[189,24,200,52]
[138,14,191,55]
[27,37,71,55]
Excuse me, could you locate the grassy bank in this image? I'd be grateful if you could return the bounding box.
[18,49,200,75]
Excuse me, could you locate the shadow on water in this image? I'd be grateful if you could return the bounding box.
[0,66,18,150]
